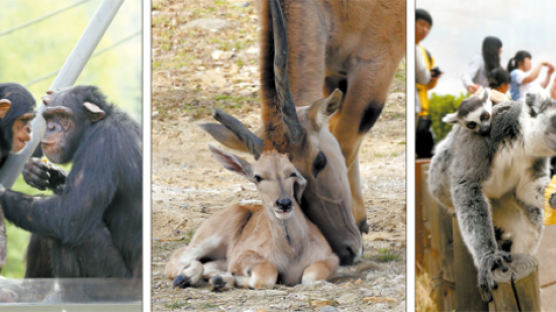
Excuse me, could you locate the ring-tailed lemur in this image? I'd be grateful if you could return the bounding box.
[442,88,493,136]
[428,90,556,302]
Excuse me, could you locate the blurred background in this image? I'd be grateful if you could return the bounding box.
[417,0,556,95]
[0,0,142,277]
[416,0,556,142]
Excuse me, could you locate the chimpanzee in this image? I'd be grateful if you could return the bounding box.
[0,83,36,165]
[0,85,142,279]
[0,83,35,275]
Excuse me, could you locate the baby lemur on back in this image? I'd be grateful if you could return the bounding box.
[442,88,493,135]
[428,89,556,302]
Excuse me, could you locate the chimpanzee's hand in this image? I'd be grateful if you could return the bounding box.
[23,158,67,193]
[23,158,50,191]
[47,163,67,194]
[478,250,512,302]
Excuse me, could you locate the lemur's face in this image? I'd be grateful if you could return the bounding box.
[443,89,493,135]
[459,102,493,135]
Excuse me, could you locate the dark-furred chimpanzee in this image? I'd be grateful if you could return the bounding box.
[0,83,35,275]
[0,83,36,164]
[0,85,142,279]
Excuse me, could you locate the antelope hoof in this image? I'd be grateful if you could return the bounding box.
[358,219,369,234]
[210,276,226,292]
[173,274,191,288]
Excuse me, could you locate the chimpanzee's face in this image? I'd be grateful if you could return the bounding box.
[41,105,80,164]
[40,88,105,164]
[11,113,35,153]
[40,89,88,164]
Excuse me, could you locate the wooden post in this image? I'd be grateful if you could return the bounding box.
[488,254,540,312]
[415,159,428,271]
[453,216,489,311]
[419,162,456,310]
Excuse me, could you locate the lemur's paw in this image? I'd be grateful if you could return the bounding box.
[478,250,512,302]
[549,193,556,209]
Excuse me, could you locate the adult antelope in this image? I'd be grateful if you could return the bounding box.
[266,0,406,233]
[201,0,363,264]
[166,144,339,289]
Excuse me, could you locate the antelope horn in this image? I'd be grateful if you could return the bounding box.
[269,0,303,144]
[212,108,263,159]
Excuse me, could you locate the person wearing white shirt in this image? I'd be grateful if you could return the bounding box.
[462,36,503,94]
[507,50,554,101]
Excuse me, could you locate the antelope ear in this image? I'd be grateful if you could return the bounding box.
[0,99,12,119]
[293,170,307,204]
[308,89,343,129]
[321,89,343,116]
[442,112,458,124]
[199,123,249,154]
[83,102,105,122]
[208,144,253,179]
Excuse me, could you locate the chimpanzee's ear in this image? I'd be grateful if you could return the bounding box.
[0,99,12,119]
[83,102,105,122]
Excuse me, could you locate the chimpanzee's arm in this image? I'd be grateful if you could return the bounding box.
[0,137,119,247]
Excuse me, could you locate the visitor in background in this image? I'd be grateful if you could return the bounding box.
[507,50,554,101]
[462,36,503,94]
[415,8,440,159]
[488,68,511,95]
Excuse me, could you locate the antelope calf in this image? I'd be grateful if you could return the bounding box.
[200,0,363,264]
[165,145,339,289]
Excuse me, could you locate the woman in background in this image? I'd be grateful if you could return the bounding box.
[462,36,503,94]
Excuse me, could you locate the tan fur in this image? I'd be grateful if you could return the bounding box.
[259,0,406,230]
[0,99,11,119]
[165,151,339,289]
[202,89,363,264]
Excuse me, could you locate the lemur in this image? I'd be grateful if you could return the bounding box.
[442,88,493,136]
[428,90,556,302]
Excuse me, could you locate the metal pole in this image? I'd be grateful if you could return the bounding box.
[0,0,125,187]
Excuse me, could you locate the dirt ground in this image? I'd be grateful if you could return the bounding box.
[151,1,406,311]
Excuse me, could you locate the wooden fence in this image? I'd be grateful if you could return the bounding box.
[416,160,540,311]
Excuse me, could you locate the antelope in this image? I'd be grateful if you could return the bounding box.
[200,0,365,265]
[165,143,339,289]
[275,0,407,234]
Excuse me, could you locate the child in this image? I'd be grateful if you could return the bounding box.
[507,50,554,100]
[488,68,511,94]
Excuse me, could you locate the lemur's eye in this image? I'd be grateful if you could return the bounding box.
[467,122,477,130]
[254,175,263,183]
[289,172,297,178]
[480,112,490,121]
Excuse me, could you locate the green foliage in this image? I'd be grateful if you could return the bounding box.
[428,92,467,142]
[374,248,401,262]
[0,0,141,277]
[165,300,189,309]
[0,0,142,121]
